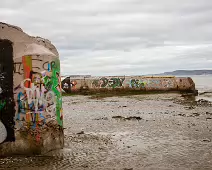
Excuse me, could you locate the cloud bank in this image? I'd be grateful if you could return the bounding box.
[1,0,212,75]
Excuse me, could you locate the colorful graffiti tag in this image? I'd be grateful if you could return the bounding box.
[70,80,77,91]
[129,79,147,88]
[129,78,175,89]
[92,77,125,88]
[15,56,63,132]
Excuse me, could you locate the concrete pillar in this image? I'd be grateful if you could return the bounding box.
[0,22,64,155]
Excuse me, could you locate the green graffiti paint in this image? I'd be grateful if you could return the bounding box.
[43,75,52,91]
[51,59,63,126]
[0,100,6,110]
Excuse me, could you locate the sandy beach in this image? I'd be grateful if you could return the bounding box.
[54,93,212,170]
[1,93,212,170]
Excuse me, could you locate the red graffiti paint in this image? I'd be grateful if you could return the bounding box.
[22,56,32,88]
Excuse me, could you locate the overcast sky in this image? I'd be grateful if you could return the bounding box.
[1,0,212,76]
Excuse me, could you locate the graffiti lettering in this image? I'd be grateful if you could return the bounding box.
[13,62,23,75]
[129,78,174,89]
[16,56,63,130]
[130,79,147,88]
[43,61,56,71]
[92,77,125,88]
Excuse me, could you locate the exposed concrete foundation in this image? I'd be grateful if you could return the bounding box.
[0,22,64,156]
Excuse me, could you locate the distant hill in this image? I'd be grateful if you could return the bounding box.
[156,70,212,76]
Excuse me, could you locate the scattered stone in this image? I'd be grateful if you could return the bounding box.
[77,131,85,135]
[82,164,89,168]
[185,106,195,110]
[125,116,142,121]
[206,112,212,115]
[112,116,125,119]
[202,139,211,142]
[196,99,212,106]
[118,105,127,108]
[192,113,200,117]
[206,117,212,120]
[94,117,109,120]
[178,113,186,117]
[112,116,142,121]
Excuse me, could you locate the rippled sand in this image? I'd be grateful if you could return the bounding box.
[1,93,212,170]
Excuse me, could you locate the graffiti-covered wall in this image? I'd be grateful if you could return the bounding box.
[62,76,195,93]
[14,56,63,129]
[0,22,63,155]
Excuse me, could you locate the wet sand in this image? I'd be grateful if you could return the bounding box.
[1,93,212,170]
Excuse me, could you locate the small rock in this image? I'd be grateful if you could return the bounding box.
[178,113,186,117]
[125,116,142,121]
[202,139,211,142]
[77,131,84,135]
[193,113,200,117]
[206,112,212,115]
[112,116,125,119]
[185,106,194,110]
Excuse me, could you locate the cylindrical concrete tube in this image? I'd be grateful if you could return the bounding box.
[0,22,64,155]
[61,76,196,93]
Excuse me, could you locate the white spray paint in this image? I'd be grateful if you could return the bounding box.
[0,121,7,144]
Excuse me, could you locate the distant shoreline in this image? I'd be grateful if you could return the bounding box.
[154,70,212,76]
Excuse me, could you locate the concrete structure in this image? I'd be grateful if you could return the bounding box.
[0,22,64,155]
[61,76,196,93]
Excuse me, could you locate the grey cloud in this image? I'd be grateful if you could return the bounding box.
[1,0,212,75]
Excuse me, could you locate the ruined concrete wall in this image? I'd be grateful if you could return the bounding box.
[0,22,63,155]
[175,77,195,91]
[62,76,196,93]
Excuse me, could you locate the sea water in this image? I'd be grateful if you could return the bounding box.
[183,75,212,101]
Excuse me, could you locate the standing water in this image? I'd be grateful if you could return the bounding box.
[190,75,212,101]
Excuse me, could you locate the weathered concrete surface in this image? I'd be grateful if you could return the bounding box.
[62,76,196,94]
[0,22,64,155]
